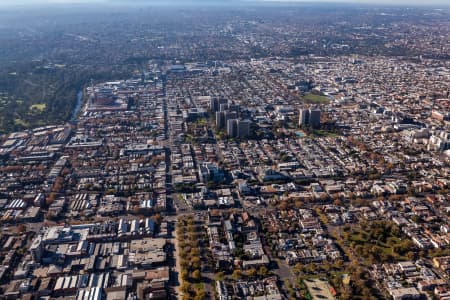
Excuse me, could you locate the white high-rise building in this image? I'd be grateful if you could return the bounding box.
[299,109,310,126]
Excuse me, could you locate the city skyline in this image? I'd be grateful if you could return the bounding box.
[0,2,448,300]
[0,0,449,6]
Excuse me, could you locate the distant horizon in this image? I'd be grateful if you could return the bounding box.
[0,0,449,7]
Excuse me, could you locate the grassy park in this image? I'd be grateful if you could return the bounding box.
[303,93,330,104]
[342,220,416,264]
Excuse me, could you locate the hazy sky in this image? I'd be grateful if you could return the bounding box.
[0,0,448,6]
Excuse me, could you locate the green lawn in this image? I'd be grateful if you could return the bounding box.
[30,103,47,112]
[312,129,339,137]
[195,118,207,126]
[343,223,411,264]
[194,282,205,290]
[14,118,29,127]
[303,93,330,104]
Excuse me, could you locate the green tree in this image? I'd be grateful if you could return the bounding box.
[246,268,257,278]
[181,269,189,281]
[192,269,202,282]
[181,282,191,294]
[258,266,268,277]
[191,256,201,270]
[194,289,206,300]
[232,269,242,281]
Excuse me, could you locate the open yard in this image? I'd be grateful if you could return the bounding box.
[29,103,47,112]
[303,93,330,104]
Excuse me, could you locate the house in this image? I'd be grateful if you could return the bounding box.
[388,287,422,300]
